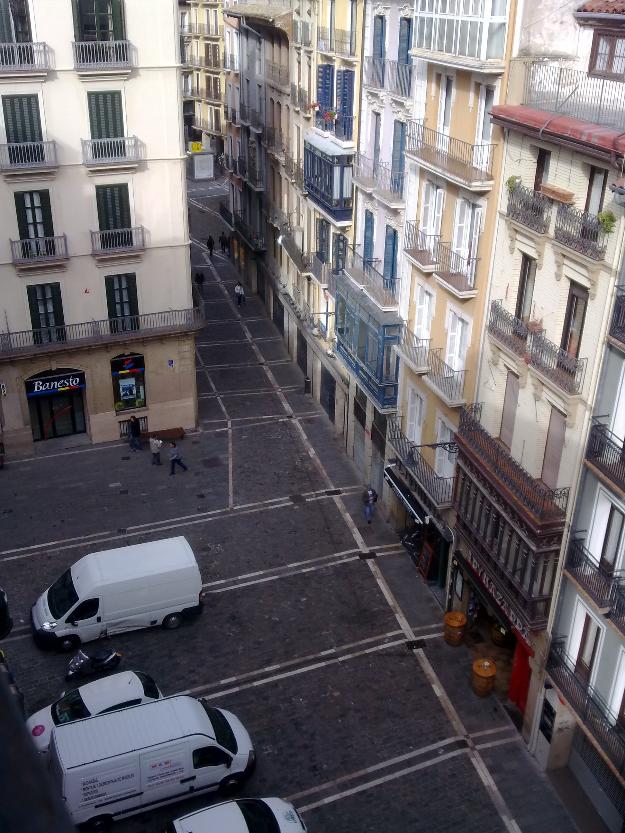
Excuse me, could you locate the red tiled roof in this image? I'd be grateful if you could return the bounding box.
[491,104,625,159]
[576,0,625,14]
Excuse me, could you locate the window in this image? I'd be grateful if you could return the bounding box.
[316,218,330,262]
[332,232,347,272]
[373,15,385,59]
[105,273,138,331]
[586,166,608,215]
[561,282,588,359]
[69,598,99,621]
[398,17,412,64]
[541,406,565,490]
[437,75,453,138]
[414,284,433,339]
[0,0,32,43]
[534,148,551,191]
[100,699,141,713]
[88,91,124,140]
[590,31,625,79]
[111,353,146,411]
[2,94,43,161]
[421,181,444,237]
[453,198,481,262]
[500,371,519,448]
[73,0,125,42]
[435,418,455,479]
[336,69,354,140]
[515,254,536,322]
[135,672,160,700]
[406,387,424,445]
[14,190,55,261]
[476,85,495,144]
[27,283,65,344]
[52,690,90,725]
[575,612,601,683]
[391,120,406,194]
[445,310,469,371]
[95,183,133,248]
[589,491,625,575]
[193,746,232,768]
[372,111,381,169]
[383,225,398,285]
[363,210,374,264]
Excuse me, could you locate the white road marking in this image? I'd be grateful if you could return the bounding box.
[227,418,234,509]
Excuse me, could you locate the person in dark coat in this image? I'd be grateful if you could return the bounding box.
[219,233,227,254]
[206,236,214,257]
[128,415,142,452]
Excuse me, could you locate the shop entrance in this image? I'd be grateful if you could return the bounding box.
[26,369,86,442]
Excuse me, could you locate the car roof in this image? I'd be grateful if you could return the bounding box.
[65,671,148,713]
[174,799,251,833]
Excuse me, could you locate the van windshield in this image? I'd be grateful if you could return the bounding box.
[47,569,78,620]
[201,704,238,753]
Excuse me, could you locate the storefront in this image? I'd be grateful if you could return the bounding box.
[26,368,86,442]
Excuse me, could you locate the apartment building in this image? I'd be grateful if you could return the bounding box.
[0,0,199,454]
[180,0,224,150]
[221,0,363,433]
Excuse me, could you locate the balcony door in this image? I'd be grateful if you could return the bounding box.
[406,386,424,446]
[88,91,124,159]
[2,93,43,162]
[105,272,138,332]
[414,284,433,340]
[560,282,588,359]
[541,406,565,490]
[421,181,444,238]
[473,84,494,170]
[363,210,374,266]
[588,491,625,575]
[574,610,601,684]
[453,198,481,279]
[383,225,398,287]
[515,254,536,323]
[585,166,607,215]
[73,0,124,42]
[445,310,469,372]
[96,183,131,247]
[436,75,453,153]
[0,0,31,43]
[27,282,65,345]
[372,15,385,60]
[15,189,55,259]
[435,418,455,479]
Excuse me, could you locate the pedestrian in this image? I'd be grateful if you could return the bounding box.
[206,235,214,257]
[219,233,227,254]
[234,281,245,306]
[225,234,231,257]
[169,441,188,476]
[149,435,163,465]
[128,415,142,452]
[362,485,378,524]
[195,271,204,286]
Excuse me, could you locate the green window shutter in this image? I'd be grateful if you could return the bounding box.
[26,284,41,330]
[38,191,53,237]
[14,191,28,239]
[96,184,131,230]
[71,0,81,39]
[105,273,137,318]
[14,190,53,239]
[2,94,42,144]
[125,273,138,316]
[0,0,14,43]
[88,91,124,139]
[50,283,65,326]
[111,0,124,39]
[105,274,118,319]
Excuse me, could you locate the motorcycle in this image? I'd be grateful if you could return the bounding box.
[65,647,122,682]
[401,528,423,557]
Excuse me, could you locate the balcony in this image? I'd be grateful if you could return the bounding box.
[284,154,305,193]
[0,308,203,362]
[396,325,430,375]
[488,300,531,358]
[353,154,404,205]
[265,59,289,88]
[279,230,308,274]
[307,252,329,285]
[386,60,414,99]
[434,241,478,297]
[225,106,239,126]
[554,203,608,261]
[81,136,139,170]
[262,126,286,158]
[10,235,69,268]
[610,288,625,350]
[506,184,552,234]
[219,202,233,228]
[224,52,239,72]
[314,112,354,142]
[0,42,49,79]
[343,245,399,310]
[291,84,311,113]
[565,537,621,612]
[0,141,58,177]
[406,121,494,190]
[586,419,625,496]
[233,211,265,252]
[403,223,439,272]
[524,60,625,131]
[91,226,145,258]
[528,330,586,396]
[197,115,222,135]
[317,27,356,58]
[205,87,223,106]
[72,40,132,76]
[425,348,466,407]
[547,640,625,776]
[243,161,264,190]
[363,56,385,90]
[611,585,625,640]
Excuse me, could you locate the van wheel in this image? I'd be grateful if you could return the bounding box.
[219,774,245,796]
[84,815,112,832]
[59,635,80,653]
[163,613,182,630]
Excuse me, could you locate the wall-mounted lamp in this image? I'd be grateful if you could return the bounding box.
[610,178,625,207]
[277,234,284,245]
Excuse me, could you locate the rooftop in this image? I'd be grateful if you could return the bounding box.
[576,0,625,14]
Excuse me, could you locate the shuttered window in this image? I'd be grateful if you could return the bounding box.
[316,63,334,110]
[2,94,42,143]
[316,218,329,262]
[391,120,406,193]
[541,407,566,489]
[499,371,519,448]
[372,111,381,169]
[88,91,124,139]
[27,282,65,343]
[73,0,124,41]
[105,273,138,331]
[363,210,374,264]
[383,225,398,285]
[0,0,31,42]
[336,69,354,140]
[332,232,347,272]
[96,183,131,230]
[373,15,385,59]
[15,190,53,239]
[398,17,412,64]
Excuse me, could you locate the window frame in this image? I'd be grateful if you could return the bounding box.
[111,352,146,412]
[589,30,625,80]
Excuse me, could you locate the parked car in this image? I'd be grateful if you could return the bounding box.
[0,586,12,639]
[26,670,161,753]
[168,798,307,833]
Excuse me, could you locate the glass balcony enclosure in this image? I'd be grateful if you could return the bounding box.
[413,0,508,67]
[304,137,353,222]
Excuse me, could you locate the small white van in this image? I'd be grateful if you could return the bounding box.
[31,537,203,651]
[48,695,256,831]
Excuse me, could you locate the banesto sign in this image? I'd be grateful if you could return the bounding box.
[25,371,86,398]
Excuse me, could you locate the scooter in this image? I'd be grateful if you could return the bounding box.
[65,647,122,682]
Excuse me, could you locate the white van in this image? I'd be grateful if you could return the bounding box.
[48,696,256,831]
[31,537,203,651]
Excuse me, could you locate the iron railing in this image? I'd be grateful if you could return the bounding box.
[219,202,233,227]
[307,252,329,285]
[224,52,238,71]
[314,112,354,141]
[586,419,625,495]
[72,40,131,70]
[363,56,385,89]
[0,141,57,170]
[611,584,625,639]
[0,42,49,72]
[488,300,531,357]
[316,26,356,56]
[397,325,430,372]
[281,232,308,273]
[343,244,399,309]
[91,226,145,255]
[265,59,289,87]
[225,106,238,125]
[406,120,495,182]
[204,86,223,105]
[263,125,287,157]
[387,414,454,507]
[507,184,552,234]
[554,202,608,261]
[0,308,202,360]
[10,235,68,265]
[547,640,625,775]
[610,287,625,347]
[244,162,264,189]
[81,136,139,166]
[528,330,587,395]
[374,162,405,200]
[435,241,478,292]
[197,115,222,135]
[353,153,376,189]
[386,60,413,98]
[427,349,466,404]
[565,537,621,610]
[233,211,265,250]
[403,223,440,268]
[524,60,625,130]
[458,404,569,519]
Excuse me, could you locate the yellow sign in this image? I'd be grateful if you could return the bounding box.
[190,142,203,153]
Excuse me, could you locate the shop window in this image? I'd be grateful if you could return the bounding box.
[111,353,145,411]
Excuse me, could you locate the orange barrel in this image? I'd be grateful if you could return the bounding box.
[444,611,467,646]
[472,658,496,697]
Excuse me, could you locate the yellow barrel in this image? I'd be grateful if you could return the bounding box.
[444,611,467,646]
[472,658,496,697]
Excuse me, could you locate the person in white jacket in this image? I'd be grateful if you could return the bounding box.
[149,435,163,466]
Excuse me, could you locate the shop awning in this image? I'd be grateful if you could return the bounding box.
[384,465,424,523]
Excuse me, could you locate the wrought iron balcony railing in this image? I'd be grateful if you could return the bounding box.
[91,226,145,255]
[387,414,454,508]
[205,86,223,105]
[406,120,495,184]
[72,40,131,70]
[565,537,622,611]
[426,349,466,405]
[233,211,265,251]
[434,241,478,293]
[0,140,57,171]
[396,325,430,373]
[524,60,625,131]
[81,136,139,166]
[587,419,625,496]
[263,125,287,157]
[219,202,233,227]
[0,308,202,361]
[244,162,264,189]
[403,223,440,269]
[343,244,399,309]
[458,404,569,521]
[363,56,385,89]
[374,162,405,201]
[307,252,329,285]
[488,300,531,357]
[0,42,49,72]
[10,235,69,266]
[317,26,356,57]
[224,52,238,72]
[610,287,625,348]
[386,60,414,99]
[547,640,625,775]
[507,184,552,234]
[554,202,607,261]
[611,584,625,639]
[314,112,354,141]
[528,330,586,396]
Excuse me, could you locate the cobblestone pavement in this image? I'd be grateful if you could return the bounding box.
[0,185,579,833]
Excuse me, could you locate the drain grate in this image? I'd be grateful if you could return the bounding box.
[325,488,342,496]
[359,551,376,560]
[406,639,426,651]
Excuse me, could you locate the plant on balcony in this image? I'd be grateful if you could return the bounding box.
[322,109,336,121]
[597,210,617,235]
[506,175,521,193]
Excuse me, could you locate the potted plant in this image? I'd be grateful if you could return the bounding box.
[506,175,521,193]
[597,210,617,235]
[323,109,336,121]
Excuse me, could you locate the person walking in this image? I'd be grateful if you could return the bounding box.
[128,415,142,452]
[206,235,214,258]
[149,435,163,465]
[362,485,378,524]
[234,281,245,306]
[219,233,227,254]
[169,441,188,476]
[225,234,231,257]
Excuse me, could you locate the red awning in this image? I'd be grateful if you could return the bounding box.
[491,104,625,161]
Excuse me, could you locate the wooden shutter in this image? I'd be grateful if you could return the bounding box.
[316,63,334,109]
[26,284,41,330]
[372,112,381,168]
[336,69,354,139]
[383,225,397,281]
[106,273,138,319]
[96,184,131,230]
[27,283,64,330]
[433,187,444,235]
[542,407,566,489]
[453,198,469,255]
[88,91,124,139]
[111,0,125,39]
[14,190,53,239]
[406,387,423,443]
[391,120,406,182]
[0,1,13,42]
[446,311,459,368]
[421,181,432,232]
[332,233,347,272]
[500,371,519,448]
[2,94,42,143]
[398,17,412,64]
[373,15,385,59]
[316,218,329,261]
[415,286,432,338]
[50,282,65,326]
[363,210,374,263]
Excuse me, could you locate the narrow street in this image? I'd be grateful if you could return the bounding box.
[0,185,578,833]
